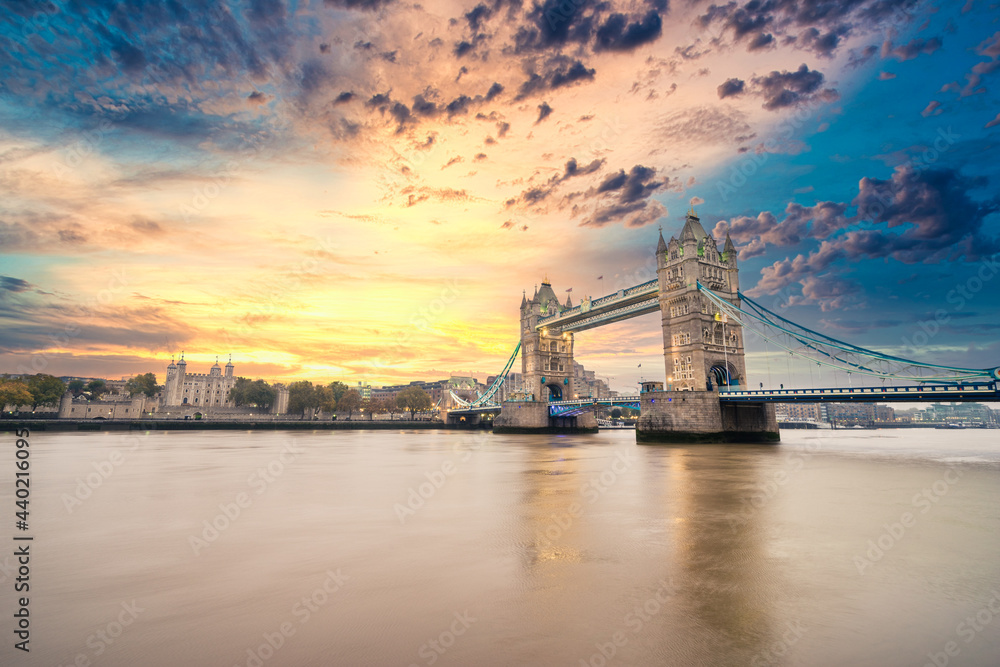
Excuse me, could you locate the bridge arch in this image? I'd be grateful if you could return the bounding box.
[709,363,741,389]
[545,383,563,401]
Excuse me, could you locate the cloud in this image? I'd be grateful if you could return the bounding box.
[986,113,1000,129]
[882,36,942,61]
[878,71,896,80]
[697,0,907,58]
[751,64,838,110]
[0,276,35,293]
[579,164,668,228]
[747,166,1000,300]
[717,78,745,99]
[920,100,942,117]
[535,102,553,124]
[247,91,270,105]
[515,57,596,100]
[594,12,664,52]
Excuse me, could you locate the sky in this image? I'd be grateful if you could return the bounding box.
[1,0,999,392]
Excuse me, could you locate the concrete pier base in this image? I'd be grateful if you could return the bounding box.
[636,391,779,444]
[494,401,598,434]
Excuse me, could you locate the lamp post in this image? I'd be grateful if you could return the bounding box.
[721,312,730,391]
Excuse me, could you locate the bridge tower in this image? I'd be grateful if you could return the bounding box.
[639,207,777,443]
[520,280,575,401]
[656,208,747,391]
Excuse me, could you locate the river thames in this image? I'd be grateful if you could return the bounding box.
[3,428,999,666]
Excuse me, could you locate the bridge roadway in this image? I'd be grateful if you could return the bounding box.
[718,381,1000,403]
[448,382,1000,419]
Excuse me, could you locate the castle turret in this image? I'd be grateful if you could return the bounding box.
[225,354,234,378]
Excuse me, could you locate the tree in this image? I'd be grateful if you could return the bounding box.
[316,385,336,413]
[125,373,161,397]
[287,381,321,418]
[0,378,33,410]
[26,374,66,408]
[337,389,362,419]
[611,408,623,420]
[396,386,432,419]
[361,397,376,420]
[383,396,399,420]
[228,378,277,411]
[86,379,107,400]
[68,379,86,396]
[328,381,349,403]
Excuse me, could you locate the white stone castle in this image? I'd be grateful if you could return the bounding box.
[163,353,237,407]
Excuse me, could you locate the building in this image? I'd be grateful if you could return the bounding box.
[163,354,238,407]
[827,403,877,424]
[775,403,826,422]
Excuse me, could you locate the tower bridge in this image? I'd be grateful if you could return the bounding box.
[451,208,1000,442]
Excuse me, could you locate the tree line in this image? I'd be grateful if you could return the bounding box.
[0,373,163,410]
[1,373,435,421]
[276,381,433,420]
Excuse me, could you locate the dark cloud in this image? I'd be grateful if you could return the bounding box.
[699,0,921,58]
[594,11,663,52]
[717,77,745,99]
[752,64,838,110]
[485,82,504,101]
[514,157,605,206]
[333,91,354,105]
[536,102,553,123]
[747,166,1000,300]
[454,41,475,57]
[446,95,472,116]
[797,27,842,58]
[323,0,395,10]
[247,90,270,105]
[516,57,596,99]
[747,32,774,51]
[0,276,34,293]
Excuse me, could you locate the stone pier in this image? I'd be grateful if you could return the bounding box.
[493,401,598,434]
[636,391,778,443]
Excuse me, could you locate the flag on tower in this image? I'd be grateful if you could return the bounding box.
[566,287,573,293]
[597,275,603,280]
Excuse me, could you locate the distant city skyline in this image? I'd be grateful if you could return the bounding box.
[2,1,998,389]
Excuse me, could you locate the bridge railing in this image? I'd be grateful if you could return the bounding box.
[720,382,998,399]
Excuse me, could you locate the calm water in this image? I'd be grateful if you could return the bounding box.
[3,428,1000,667]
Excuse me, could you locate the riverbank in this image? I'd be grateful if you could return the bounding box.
[0,419,488,432]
